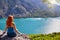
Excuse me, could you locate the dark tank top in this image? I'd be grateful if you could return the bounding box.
[7,27,15,33]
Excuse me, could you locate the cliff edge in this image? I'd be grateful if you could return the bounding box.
[0,30,30,40]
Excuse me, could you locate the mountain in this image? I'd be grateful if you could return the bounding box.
[0,0,60,18]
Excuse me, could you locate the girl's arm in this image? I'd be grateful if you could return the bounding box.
[13,23,21,34]
[4,25,8,33]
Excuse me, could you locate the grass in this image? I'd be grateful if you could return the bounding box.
[29,32,60,40]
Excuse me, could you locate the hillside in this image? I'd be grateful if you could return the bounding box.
[29,32,60,40]
[0,0,60,18]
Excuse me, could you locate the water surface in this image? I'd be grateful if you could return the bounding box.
[0,18,60,34]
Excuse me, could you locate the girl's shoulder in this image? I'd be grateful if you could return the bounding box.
[12,22,15,25]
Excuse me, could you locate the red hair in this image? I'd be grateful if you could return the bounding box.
[6,15,14,26]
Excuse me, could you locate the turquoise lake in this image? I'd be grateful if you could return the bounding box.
[0,18,60,34]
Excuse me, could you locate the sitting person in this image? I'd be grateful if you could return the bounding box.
[0,15,29,39]
[3,15,20,37]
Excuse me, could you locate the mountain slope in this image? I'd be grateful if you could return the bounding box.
[0,0,60,18]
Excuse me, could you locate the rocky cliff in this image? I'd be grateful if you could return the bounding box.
[0,30,30,40]
[0,0,60,18]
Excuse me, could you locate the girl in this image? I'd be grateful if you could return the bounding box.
[3,15,20,37]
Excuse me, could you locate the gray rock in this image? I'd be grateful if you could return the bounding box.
[0,30,30,40]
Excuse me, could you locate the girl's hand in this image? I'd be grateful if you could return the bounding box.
[3,31,5,34]
[3,30,6,34]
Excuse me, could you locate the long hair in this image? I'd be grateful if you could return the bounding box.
[6,15,14,26]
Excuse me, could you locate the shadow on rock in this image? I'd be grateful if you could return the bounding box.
[0,30,30,40]
[0,35,16,40]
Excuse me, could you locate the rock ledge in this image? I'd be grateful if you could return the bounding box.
[0,30,30,40]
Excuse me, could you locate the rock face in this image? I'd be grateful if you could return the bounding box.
[0,30,30,40]
[0,0,60,18]
[0,0,40,18]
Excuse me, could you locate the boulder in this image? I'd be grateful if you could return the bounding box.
[0,30,30,40]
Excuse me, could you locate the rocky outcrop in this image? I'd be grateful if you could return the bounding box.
[0,0,60,18]
[0,30,30,40]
